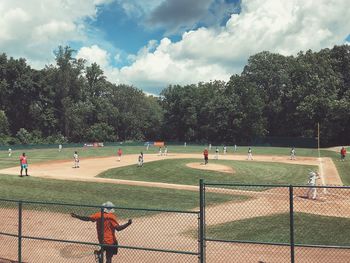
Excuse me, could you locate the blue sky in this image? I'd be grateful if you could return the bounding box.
[0,0,349,94]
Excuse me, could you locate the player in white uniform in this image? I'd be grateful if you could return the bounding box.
[214,147,219,160]
[73,151,79,168]
[223,146,227,155]
[138,152,144,167]
[58,144,62,152]
[164,146,168,156]
[158,147,162,156]
[306,171,320,200]
[8,148,12,157]
[209,144,212,150]
[247,147,253,160]
[290,147,296,160]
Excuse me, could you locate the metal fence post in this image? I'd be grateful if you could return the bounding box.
[199,179,206,263]
[289,185,295,263]
[18,201,22,263]
[101,207,104,263]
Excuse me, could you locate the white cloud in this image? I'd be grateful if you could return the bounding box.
[0,0,111,68]
[105,0,350,93]
[76,45,110,67]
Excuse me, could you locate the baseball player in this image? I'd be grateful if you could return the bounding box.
[223,145,227,155]
[234,144,237,152]
[71,201,132,263]
[203,148,209,165]
[19,152,29,177]
[58,144,62,152]
[340,147,346,161]
[158,147,162,156]
[290,147,296,160]
[164,146,168,156]
[8,148,12,157]
[146,142,150,151]
[117,148,122,162]
[73,151,79,168]
[184,142,187,147]
[214,147,219,160]
[306,171,320,200]
[138,152,144,167]
[209,143,212,150]
[247,147,253,160]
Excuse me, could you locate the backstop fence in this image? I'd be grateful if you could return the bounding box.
[1,182,350,263]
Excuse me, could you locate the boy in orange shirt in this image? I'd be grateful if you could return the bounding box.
[19,153,29,177]
[71,201,132,263]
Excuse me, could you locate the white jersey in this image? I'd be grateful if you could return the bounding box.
[308,172,317,185]
[74,153,79,160]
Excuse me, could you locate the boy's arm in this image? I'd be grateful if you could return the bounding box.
[115,219,132,231]
[70,213,94,222]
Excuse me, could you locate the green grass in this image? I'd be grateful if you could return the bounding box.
[99,159,316,185]
[204,213,350,246]
[0,174,243,218]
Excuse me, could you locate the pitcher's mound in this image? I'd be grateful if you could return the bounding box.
[186,162,234,174]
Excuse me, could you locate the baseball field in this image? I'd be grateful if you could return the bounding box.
[0,144,349,262]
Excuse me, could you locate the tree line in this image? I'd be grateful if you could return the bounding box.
[0,45,349,146]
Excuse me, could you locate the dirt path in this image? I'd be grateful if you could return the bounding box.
[0,153,347,262]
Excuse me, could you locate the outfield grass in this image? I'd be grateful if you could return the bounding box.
[99,159,316,185]
[204,213,350,246]
[0,174,244,217]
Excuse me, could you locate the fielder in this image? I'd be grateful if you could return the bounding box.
[58,144,62,152]
[71,201,132,263]
[73,151,79,168]
[138,152,144,167]
[290,147,296,160]
[117,148,122,162]
[214,147,219,160]
[340,146,346,161]
[164,146,168,156]
[209,143,212,150]
[247,147,253,160]
[203,148,209,165]
[306,170,320,200]
[223,145,227,155]
[8,148,12,157]
[158,147,162,156]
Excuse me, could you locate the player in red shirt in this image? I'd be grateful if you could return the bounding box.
[203,148,209,165]
[71,201,132,263]
[117,148,122,162]
[19,152,29,177]
[340,147,346,161]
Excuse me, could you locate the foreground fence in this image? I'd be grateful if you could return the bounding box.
[0,199,200,263]
[1,182,350,262]
[202,182,350,263]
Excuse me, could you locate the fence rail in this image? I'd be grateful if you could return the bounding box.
[1,182,350,262]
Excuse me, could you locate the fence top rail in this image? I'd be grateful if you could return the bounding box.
[0,198,199,215]
[204,182,350,189]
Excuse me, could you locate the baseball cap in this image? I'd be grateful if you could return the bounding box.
[102,201,115,213]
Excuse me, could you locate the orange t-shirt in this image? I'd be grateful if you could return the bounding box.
[89,212,119,245]
[20,156,27,164]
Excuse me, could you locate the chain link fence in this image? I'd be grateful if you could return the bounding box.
[0,199,200,263]
[1,183,350,263]
[202,182,350,263]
